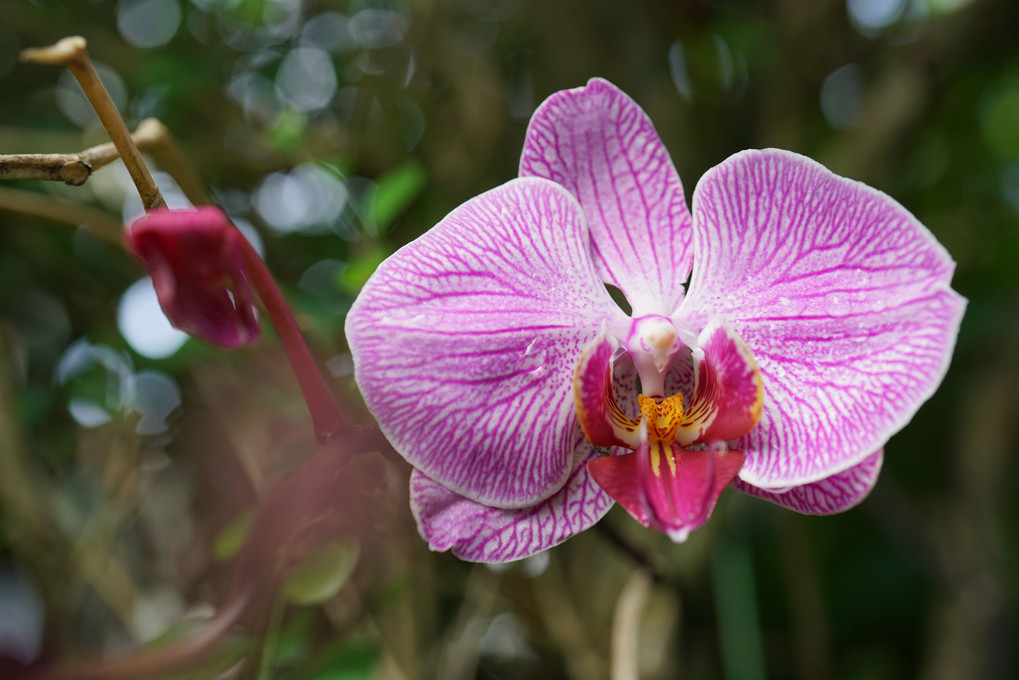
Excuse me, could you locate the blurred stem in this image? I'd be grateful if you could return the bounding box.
[711,540,765,680]
[0,327,82,646]
[237,237,346,441]
[0,185,121,245]
[2,337,142,633]
[71,424,146,632]
[779,518,831,679]
[191,369,268,496]
[70,541,139,629]
[610,569,651,680]
[19,37,165,209]
[595,520,671,584]
[0,328,60,550]
[34,584,254,680]
[436,567,499,680]
[253,596,287,680]
[533,554,605,680]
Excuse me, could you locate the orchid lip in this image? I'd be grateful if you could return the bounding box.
[577,316,764,540]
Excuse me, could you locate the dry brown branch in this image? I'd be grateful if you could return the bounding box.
[0,120,186,188]
[20,37,165,208]
[134,118,211,205]
[0,153,94,185]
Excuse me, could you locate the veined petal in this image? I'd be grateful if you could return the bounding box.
[681,149,966,487]
[346,177,629,508]
[410,442,613,563]
[734,449,883,514]
[574,332,643,449]
[588,443,745,543]
[520,78,693,317]
[675,317,763,446]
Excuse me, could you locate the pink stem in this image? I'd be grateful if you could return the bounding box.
[30,585,253,680]
[237,237,346,441]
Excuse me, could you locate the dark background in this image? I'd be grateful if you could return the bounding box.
[0,0,1017,678]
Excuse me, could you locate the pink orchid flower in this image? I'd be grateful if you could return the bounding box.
[345,79,965,562]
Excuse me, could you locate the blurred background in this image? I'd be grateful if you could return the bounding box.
[0,0,1017,678]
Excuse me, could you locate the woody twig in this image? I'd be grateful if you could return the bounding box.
[19,36,165,208]
[0,119,206,201]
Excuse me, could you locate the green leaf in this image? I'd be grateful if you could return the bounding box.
[367,160,427,235]
[282,538,360,606]
[212,507,257,562]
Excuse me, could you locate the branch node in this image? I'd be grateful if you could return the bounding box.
[61,160,90,186]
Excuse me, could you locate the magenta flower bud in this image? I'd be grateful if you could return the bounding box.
[124,206,261,349]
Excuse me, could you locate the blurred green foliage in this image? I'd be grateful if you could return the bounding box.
[0,0,1017,679]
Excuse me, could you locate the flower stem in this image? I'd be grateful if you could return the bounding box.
[0,185,122,244]
[237,237,346,441]
[19,37,165,209]
[31,584,253,680]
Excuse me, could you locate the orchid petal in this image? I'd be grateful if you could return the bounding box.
[573,332,642,449]
[410,443,612,563]
[734,449,883,514]
[675,317,763,446]
[346,177,629,508]
[681,149,966,486]
[520,78,693,317]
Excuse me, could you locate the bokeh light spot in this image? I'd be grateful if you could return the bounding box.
[349,9,408,49]
[301,13,354,53]
[118,277,189,360]
[254,163,348,234]
[276,47,337,112]
[55,339,134,427]
[0,568,43,665]
[118,0,182,49]
[668,40,693,102]
[1000,161,1019,212]
[847,0,907,33]
[56,63,127,128]
[820,64,864,130]
[226,72,284,126]
[130,370,182,436]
